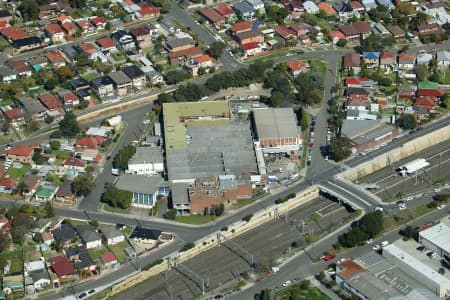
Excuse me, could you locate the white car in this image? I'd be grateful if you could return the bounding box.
[337,258,346,264]
[282,280,291,287]
[405,196,413,201]
[434,188,441,193]
[438,204,446,210]
[367,239,374,244]
[381,241,389,247]
[372,245,381,251]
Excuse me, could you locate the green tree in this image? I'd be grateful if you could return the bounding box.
[44,201,55,218]
[45,115,54,124]
[0,231,10,253]
[32,152,45,165]
[102,186,132,209]
[44,79,58,90]
[329,136,352,161]
[59,111,80,137]
[55,66,74,82]
[50,140,61,150]
[207,42,226,59]
[398,114,417,129]
[15,181,28,195]
[18,0,39,20]
[72,174,95,196]
[269,91,284,107]
[163,209,177,220]
[20,203,34,214]
[113,145,136,170]
[164,70,192,84]
[336,39,347,47]
[11,213,35,244]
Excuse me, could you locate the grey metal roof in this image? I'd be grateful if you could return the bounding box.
[90,76,113,89]
[166,36,194,49]
[18,97,47,115]
[341,119,378,138]
[128,147,163,165]
[100,226,123,240]
[233,1,255,14]
[122,65,145,79]
[75,224,101,243]
[56,180,73,197]
[108,71,132,85]
[0,66,17,77]
[115,174,162,195]
[253,108,299,140]
[170,182,190,206]
[30,269,50,282]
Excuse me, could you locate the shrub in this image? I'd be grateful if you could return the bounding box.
[180,242,195,252]
[221,226,228,231]
[242,214,253,222]
[163,209,177,220]
[143,258,163,270]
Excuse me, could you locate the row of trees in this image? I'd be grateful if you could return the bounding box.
[338,211,383,248]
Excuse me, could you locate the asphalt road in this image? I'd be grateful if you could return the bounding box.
[230,205,450,300]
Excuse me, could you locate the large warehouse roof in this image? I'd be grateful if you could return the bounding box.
[419,222,450,256]
[163,101,231,150]
[253,108,299,140]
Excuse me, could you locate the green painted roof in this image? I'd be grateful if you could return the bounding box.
[163,101,231,150]
[418,81,439,89]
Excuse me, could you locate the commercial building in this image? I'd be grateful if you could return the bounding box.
[115,174,163,209]
[341,120,398,152]
[163,101,258,182]
[336,251,441,300]
[419,219,450,258]
[252,108,301,154]
[383,242,450,298]
[126,147,164,175]
[398,158,430,176]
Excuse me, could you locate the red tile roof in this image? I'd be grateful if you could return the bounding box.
[414,96,437,110]
[338,260,365,280]
[4,108,23,121]
[330,30,345,40]
[46,51,65,63]
[399,53,415,63]
[343,53,360,68]
[200,8,224,24]
[273,25,296,39]
[61,21,76,34]
[38,93,62,109]
[345,77,371,86]
[75,136,103,149]
[286,60,307,72]
[91,16,106,26]
[241,42,260,51]
[79,42,97,54]
[139,5,160,16]
[44,23,65,35]
[60,92,79,103]
[350,1,364,9]
[195,54,213,63]
[76,19,91,29]
[318,2,336,14]
[231,21,252,34]
[6,59,30,74]
[0,178,16,189]
[64,156,86,168]
[0,20,8,29]
[168,47,203,59]
[96,36,116,49]
[48,256,76,277]
[380,52,395,59]
[101,252,117,264]
[0,26,28,41]
[416,89,445,97]
[7,145,34,157]
[215,4,235,16]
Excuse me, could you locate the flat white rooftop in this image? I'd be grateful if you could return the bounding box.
[398,158,430,174]
[420,222,450,255]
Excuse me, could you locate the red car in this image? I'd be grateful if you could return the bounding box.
[322,253,335,261]
[309,143,314,148]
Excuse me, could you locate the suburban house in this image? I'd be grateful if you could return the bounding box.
[379,52,396,73]
[108,71,132,96]
[28,269,51,291]
[437,50,450,69]
[0,66,18,83]
[303,1,320,14]
[44,23,66,42]
[76,19,95,34]
[362,52,380,69]
[96,36,117,54]
[7,145,34,163]
[168,47,202,65]
[129,26,152,49]
[138,5,161,19]
[0,178,17,194]
[417,53,433,65]
[74,136,103,150]
[165,35,195,53]
[340,21,372,40]
[286,60,307,76]
[52,222,78,248]
[129,226,161,246]
[230,21,252,36]
[3,107,25,128]
[77,42,100,60]
[75,224,102,249]
[6,60,32,77]
[215,4,236,19]
[398,53,416,70]
[46,51,66,68]
[42,231,54,245]
[111,30,136,52]
[63,156,86,172]
[100,252,118,268]
[90,16,107,29]
[343,53,361,74]
[18,97,47,121]
[38,93,63,111]
[122,65,146,90]
[417,23,444,38]
[90,76,115,98]
[199,8,225,27]
[35,182,57,202]
[12,36,42,52]
[100,226,125,245]
[233,1,256,21]
[387,25,405,39]
[64,246,96,272]
[55,180,76,204]
[47,256,77,284]
[22,174,41,197]
[235,29,264,45]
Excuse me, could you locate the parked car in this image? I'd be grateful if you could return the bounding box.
[381,241,389,247]
[322,253,335,261]
[366,239,374,244]
[438,204,446,210]
[373,244,381,251]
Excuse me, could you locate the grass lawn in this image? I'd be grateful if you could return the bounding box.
[175,215,214,225]
[231,198,253,209]
[108,240,130,263]
[88,246,109,261]
[245,49,298,63]
[384,203,435,232]
[51,149,72,160]
[82,70,100,81]
[7,164,31,179]
[276,285,330,300]
[102,204,131,214]
[2,250,23,274]
[439,71,450,85]
[306,57,327,75]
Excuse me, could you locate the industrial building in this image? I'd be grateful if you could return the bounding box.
[341,119,398,152]
[336,251,441,300]
[126,147,164,175]
[398,158,430,176]
[419,219,450,259]
[115,175,164,209]
[383,242,450,298]
[163,101,258,182]
[252,108,301,154]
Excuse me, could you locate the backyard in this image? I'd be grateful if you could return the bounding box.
[108,240,130,263]
[2,250,23,275]
[7,164,31,179]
